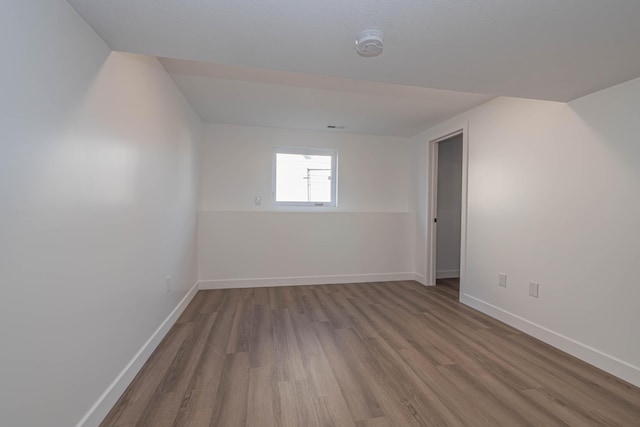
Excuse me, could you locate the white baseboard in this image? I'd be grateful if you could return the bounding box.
[460,293,640,388]
[414,273,427,285]
[76,282,200,427]
[436,269,460,279]
[199,272,416,290]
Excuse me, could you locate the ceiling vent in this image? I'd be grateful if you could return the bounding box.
[355,29,384,57]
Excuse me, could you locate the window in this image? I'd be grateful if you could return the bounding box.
[272,147,337,207]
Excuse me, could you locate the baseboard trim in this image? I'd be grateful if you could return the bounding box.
[460,293,640,388]
[76,282,200,427]
[413,273,427,285]
[199,273,416,290]
[436,269,460,279]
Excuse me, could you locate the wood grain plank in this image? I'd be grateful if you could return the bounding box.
[100,281,640,427]
[272,308,307,382]
[313,321,384,421]
[208,352,250,427]
[247,366,281,427]
[279,380,321,427]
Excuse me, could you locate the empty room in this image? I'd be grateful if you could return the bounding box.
[3,1,640,426]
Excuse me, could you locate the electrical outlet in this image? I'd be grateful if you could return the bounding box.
[529,281,539,298]
[254,196,262,206]
[166,276,171,293]
[498,273,507,287]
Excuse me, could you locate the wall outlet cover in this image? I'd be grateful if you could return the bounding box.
[529,281,539,298]
[498,273,507,287]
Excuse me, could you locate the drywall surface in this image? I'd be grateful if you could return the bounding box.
[199,124,415,284]
[413,80,640,385]
[198,211,414,285]
[0,2,201,426]
[411,133,429,284]
[200,124,411,212]
[435,135,463,277]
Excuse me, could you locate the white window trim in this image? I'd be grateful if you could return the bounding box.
[272,146,338,207]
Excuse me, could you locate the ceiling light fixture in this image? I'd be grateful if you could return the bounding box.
[355,29,384,57]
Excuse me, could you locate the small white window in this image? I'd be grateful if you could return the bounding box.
[272,147,337,207]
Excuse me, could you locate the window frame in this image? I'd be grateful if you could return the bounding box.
[272,146,338,207]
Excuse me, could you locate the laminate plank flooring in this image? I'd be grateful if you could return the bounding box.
[101,281,640,426]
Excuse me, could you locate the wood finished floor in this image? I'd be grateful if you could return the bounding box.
[101,281,640,426]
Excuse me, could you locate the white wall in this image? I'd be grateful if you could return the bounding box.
[412,79,640,386]
[200,123,411,212]
[436,135,463,277]
[199,124,415,286]
[0,2,202,426]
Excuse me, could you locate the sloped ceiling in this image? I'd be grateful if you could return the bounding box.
[159,58,491,136]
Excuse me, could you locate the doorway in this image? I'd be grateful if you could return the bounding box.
[427,129,467,299]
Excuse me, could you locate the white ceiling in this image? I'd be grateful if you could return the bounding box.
[159,58,491,136]
[67,0,640,136]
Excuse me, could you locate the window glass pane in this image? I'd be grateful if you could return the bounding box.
[275,153,332,203]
